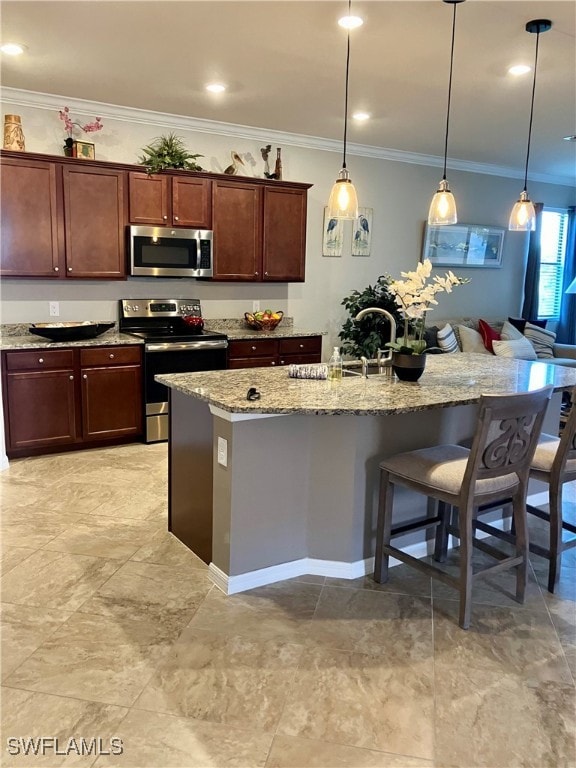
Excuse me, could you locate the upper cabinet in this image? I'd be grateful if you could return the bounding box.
[129,172,212,228]
[0,151,311,282]
[0,157,63,277]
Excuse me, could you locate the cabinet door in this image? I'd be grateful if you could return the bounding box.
[0,157,64,277]
[128,172,170,225]
[172,177,212,228]
[5,370,77,451]
[262,186,307,282]
[81,364,143,440]
[212,181,262,280]
[63,166,126,278]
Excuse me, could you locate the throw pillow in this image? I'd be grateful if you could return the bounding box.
[437,323,460,354]
[500,320,525,341]
[508,317,548,333]
[458,324,491,355]
[492,338,538,360]
[524,321,556,359]
[478,318,501,352]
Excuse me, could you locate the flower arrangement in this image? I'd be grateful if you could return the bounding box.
[138,133,203,174]
[58,107,103,138]
[386,258,470,355]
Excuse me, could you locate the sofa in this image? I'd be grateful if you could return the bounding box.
[427,317,576,368]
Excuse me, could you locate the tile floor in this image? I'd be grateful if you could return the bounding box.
[0,443,574,768]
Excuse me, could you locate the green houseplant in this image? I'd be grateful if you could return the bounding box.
[138,133,204,174]
[338,276,403,359]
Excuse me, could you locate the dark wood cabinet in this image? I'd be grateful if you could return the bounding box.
[4,350,77,452]
[227,335,322,369]
[262,186,307,282]
[63,166,126,278]
[2,345,143,458]
[0,157,64,277]
[80,346,143,440]
[129,172,211,228]
[212,181,263,280]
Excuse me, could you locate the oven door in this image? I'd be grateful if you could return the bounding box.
[143,341,227,442]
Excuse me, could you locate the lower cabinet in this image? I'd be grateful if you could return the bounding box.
[228,335,322,369]
[2,345,143,458]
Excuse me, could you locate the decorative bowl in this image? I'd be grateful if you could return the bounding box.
[244,311,283,331]
[29,321,114,342]
[181,315,205,332]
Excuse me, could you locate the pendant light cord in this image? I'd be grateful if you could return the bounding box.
[342,0,352,170]
[442,2,458,180]
[523,27,541,192]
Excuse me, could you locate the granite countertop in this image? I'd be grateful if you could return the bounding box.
[157,354,576,416]
[216,327,325,341]
[0,330,143,351]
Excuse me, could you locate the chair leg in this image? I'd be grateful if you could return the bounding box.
[434,501,450,563]
[512,493,528,604]
[547,483,563,593]
[374,469,394,583]
[458,504,474,630]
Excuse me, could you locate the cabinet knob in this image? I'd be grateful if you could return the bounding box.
[38,358,44,364]
[71,375,75,380]
[54,266,59,272]
[83,374,87,379]
[109,353,115,359]
[163,215,168,221]
[265,271,268,276]
[174,216,179,222]
[255,272,259,276]
[280,360,285,365]
[251,346,257,351]
[67,267,72,272]
[299,344,304,349]
[270,361,276,366]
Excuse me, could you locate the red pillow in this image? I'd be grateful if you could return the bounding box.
[478,319,501,353]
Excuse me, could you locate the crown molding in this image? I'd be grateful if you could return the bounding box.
[1,87,572,187]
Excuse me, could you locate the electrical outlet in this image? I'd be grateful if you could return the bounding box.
[252,301,260,312]
[49,301,60,317]
[217,436,228,468]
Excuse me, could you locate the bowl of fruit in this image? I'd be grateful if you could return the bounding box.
[244,309,283,331]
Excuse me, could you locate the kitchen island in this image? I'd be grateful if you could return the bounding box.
[157,355,576,594]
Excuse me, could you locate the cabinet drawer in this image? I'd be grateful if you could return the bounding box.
[279,336,322,356]
[5,349,74,371]
[279,353,321,366]
[80,346,141,367]
[228,356,278,369]
[228,339,278,358]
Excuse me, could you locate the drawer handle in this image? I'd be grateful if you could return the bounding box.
[54,266,59,272]
[251,346,257,351]
[109,353,115,359]
[299,344,304,349]
[83,374,87,379]
[38,358,44,363]
[70,375,74,380]
[280,360,285,365]
[270,361,276,366]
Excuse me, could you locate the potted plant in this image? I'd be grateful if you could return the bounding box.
[338,276,403,359]
[386,259,469,380]
[138,133,204,174]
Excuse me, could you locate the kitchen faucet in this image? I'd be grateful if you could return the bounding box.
[354,307,398,377]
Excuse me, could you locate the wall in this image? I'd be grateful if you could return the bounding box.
[2,90,575,355]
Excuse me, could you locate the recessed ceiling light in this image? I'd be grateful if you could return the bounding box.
[508,64,531,76]
[563,135,576,142]
[0,42,26,56]
[338,15,363,29]
[352,112,370,121]
[206,83,226,93]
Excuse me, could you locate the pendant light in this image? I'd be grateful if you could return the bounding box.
[327,0,359,220]
[509,19,552,232]
[428,0,465,227]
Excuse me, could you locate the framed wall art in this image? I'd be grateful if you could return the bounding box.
[72,140,96,160]
[322,207,344,257]
[352,207,373,257]
[422,223,505,268]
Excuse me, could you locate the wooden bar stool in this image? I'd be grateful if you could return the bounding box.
[476,387,576,593]
[374,386,553,629]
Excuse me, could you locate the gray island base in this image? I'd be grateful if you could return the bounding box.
[157,354,576,595]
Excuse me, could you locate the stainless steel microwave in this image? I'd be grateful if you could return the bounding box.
[129,226,213,278]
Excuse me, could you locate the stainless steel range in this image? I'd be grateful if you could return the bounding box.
[119,299,228,443]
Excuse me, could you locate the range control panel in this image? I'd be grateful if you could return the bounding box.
[121,299,202,318]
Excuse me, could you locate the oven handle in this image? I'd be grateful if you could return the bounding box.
[145,340,228,353]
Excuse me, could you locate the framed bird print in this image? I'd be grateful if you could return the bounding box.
[352,208,373,256]
[322,207,344,257]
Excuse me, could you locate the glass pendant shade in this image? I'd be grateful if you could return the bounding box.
[327,168,359,219]
[428,178,457,225]
[508,190,536,231]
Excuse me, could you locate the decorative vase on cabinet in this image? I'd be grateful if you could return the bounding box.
[3,115,25,151]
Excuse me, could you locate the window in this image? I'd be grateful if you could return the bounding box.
[538,209,569,320]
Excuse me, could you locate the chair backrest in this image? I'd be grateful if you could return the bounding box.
[552,387,576,479]
[461,385,554,501]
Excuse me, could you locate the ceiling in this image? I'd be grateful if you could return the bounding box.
[1,1,575,184]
